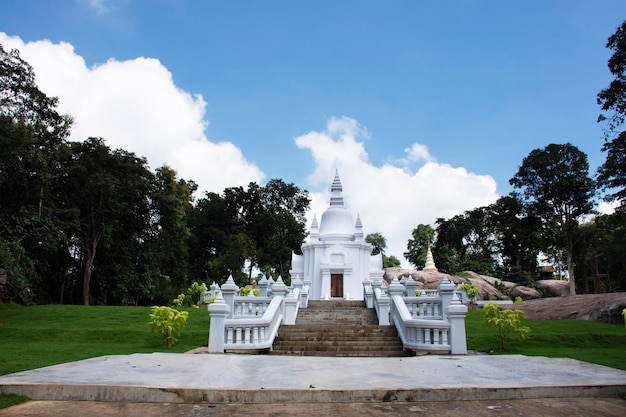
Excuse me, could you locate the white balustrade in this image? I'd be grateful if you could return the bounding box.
[365,275,468,354]
[222,295,283,350]
[232,296,273,317]
[390,294,451,351]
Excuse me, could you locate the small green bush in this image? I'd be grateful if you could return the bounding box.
[483,303,531,350]
[186,282,206,306]
[459,283,478,299]
[240,285,260,297]
[172,293,185,307]
[149,306,189,348]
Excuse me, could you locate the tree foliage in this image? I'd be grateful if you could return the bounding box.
[365,232,387,255]
[509,143,595,295]
[597,21,626,210]
[404,224,434,269]
[483,303,530,350]
[58,138,154,305]
[597,20,626,136]
[188,181,310,287]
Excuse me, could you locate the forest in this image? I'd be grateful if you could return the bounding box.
[1,20,626,305]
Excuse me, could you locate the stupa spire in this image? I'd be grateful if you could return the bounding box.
[329,170,344,207]
[310,214,319,240]
[354,213,364,240]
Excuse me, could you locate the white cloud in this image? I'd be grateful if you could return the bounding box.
[404,143,435,163]
[0,33,264,196]
[295,117,500,267]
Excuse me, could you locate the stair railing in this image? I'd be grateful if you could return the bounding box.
[366,275,468,354]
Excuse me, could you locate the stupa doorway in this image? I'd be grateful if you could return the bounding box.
[331,274,343,298]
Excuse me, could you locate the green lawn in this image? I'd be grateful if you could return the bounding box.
[465,310,626,371]
[0,304,209,376]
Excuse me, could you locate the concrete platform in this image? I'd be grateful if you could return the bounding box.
[1,353,626,404]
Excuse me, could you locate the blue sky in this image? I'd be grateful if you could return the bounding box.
[1,0,624,264]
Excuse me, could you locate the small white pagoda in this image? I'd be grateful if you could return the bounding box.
[290,171,384,300]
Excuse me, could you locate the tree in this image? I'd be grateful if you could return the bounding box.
[404,224,434,269]
[365,232,387,255]
[597,20,626,136]
[188,180,310,286]
[482,303,530,350]
[597,131,626,210]
[597,20,626,210]
[383,255,401,268]
[509,143,596,295]
[255,179,310,279]
[0,43,73,304]
[151,166,197,289]
[59,138,154,305]
[489,196,541,285]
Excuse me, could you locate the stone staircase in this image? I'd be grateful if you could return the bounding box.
[269,300,413,357]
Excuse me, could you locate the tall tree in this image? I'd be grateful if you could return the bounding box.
[509,143,596,295]
[404,224,434,270]
[59,138,153,305]
[489,196,542,284]
[256,179,310,278]
[0,43,72,304]
[597,21,626,210]
[597,20,626,136]
[151,166,197,289]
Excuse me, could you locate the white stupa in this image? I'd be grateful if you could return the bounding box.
[290,171,384,300]
[423,243,438,271]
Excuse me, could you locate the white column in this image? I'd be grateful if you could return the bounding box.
[208,294,230,353]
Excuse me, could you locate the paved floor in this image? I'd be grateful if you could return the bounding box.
[2,398,626,417]
[1,353,625,404]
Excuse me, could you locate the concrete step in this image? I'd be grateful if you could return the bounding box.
[270,301,408,357]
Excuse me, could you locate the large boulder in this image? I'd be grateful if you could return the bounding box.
[535,279,570,297]
[458,271,511,300]
[503,293,626,324]
[509,285,541,301]
[383,268,463,289]
[382,268,509,300]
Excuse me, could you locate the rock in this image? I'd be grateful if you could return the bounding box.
[503,293,626,324]
[509,286,541,301]
[383,268,509,300]
[383,268,463,288]
[535,279,570,297]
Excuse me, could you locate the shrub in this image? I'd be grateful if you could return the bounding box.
[240,285,260,297]
[483,303,531,350]
[149,306,189,348]
[186,282,206,306]
[172,293,185,307]
[459,283,478,299]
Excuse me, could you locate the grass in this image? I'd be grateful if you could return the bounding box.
[0,394,28,409]
[465,310,626,371]
[0,304,209,376]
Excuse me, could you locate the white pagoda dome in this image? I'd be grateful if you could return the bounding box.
[318,171,355,242]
